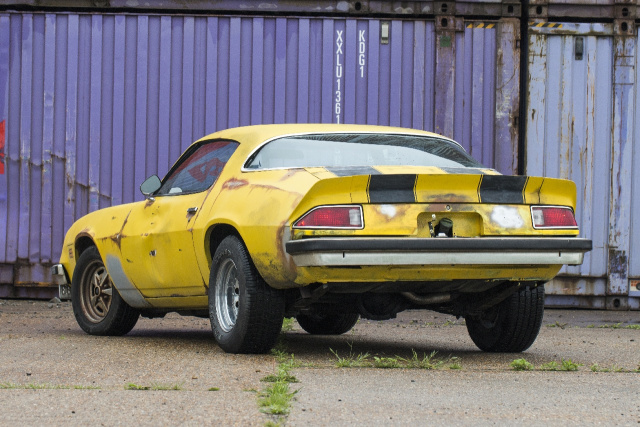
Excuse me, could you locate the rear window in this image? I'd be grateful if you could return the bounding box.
[244,133,484,170]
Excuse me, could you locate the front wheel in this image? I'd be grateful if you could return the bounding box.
[465,284,545,352]
[71,246,139,336]
[209,236,285,354]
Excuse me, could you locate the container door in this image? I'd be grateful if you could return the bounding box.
[526,22,637,309]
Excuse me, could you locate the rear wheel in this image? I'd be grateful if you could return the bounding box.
[465,284,544,352]
[209,236,285,354]
[71,246,139,336]
[296,311,359,335]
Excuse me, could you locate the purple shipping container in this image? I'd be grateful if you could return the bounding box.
[0,11,520,296]
[525,21,639,310]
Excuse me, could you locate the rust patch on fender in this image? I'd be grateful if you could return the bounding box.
[222,178,249,190]
[109,210,132,250]
[144,198,156,208]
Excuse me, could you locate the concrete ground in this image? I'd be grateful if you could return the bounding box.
[0,299,639,426]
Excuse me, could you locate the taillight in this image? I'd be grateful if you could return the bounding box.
[293,205,363,229]
[531,206,578,229]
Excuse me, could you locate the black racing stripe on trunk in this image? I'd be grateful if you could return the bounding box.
[479,175,527,204]
[368,174,417,203]
[326,166,381,177]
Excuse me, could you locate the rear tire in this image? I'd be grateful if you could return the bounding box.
[71,246,139,336]
[209,236,285,354]
[297,311,360,335]
[465,284,544,352]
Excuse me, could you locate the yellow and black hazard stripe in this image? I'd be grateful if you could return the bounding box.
[529,22,563,29]
[466,23,496,29]
[477,175,529,204]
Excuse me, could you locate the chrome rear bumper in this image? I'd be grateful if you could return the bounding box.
[286,237,592,267]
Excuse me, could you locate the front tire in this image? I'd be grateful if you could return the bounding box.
[209,236,285,354]
[71,246,139,336]
[465,284,545,352]
[296,311,359,335]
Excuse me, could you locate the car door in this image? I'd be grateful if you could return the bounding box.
[119,140,239,298]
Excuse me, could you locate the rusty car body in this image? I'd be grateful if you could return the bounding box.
[52,124,592,353]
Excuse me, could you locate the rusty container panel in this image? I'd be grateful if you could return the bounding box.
[526,22,637,308]
[631,30,640,282]
[0,11,518,293]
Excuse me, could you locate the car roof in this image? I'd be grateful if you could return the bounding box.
[193,124,459,150]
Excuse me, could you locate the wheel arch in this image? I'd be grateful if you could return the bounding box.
[206,223,243,265]
[74,234,98,259]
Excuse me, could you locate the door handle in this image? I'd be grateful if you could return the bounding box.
[187,207,198,214]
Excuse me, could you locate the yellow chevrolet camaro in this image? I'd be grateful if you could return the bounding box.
[52,124,591,354]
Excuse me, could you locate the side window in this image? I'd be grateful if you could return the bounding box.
[157,140,239,196]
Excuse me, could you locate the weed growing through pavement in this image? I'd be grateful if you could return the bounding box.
[259,354,299,418]
[261,362,299,384]
[539,361,560,371]
[625,324,640,330]
[400,350,445,370]
[372,356,402,369]
[330,342,371,368]
[150,382,183,391]
[560,359,582,371]
[0,383,99,390]
[510,358,534,371]
[590,363,624,373]
[208,387,220,391]
[599,323,623,329]
[258,382,298,416]
[448,357,462,370]
[546,321,568,329]
[125,383,150,390]
[259,330,300,423]
[281,318,295,333]
[331,346,458,370]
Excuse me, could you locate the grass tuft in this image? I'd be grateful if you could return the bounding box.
[281,318,295,333]
[599,323,623,329]
[560,358,582,371]
[448,357,462,370]
[510,358,534,371]
[400,350,445,370]
[540,361,559,371]
[125,383,150,390]
[330,343,371,368]
[0,383,99,390]
[372,356,401,369]
[150,382,183,391]
[258,382,298,415]
[261,363,299,384]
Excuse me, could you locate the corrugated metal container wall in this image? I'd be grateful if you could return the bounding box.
[0,11,519,295]
[526,22,638,309]
[631,28,640,287]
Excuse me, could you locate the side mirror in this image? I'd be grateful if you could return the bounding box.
[140,175,162,196]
